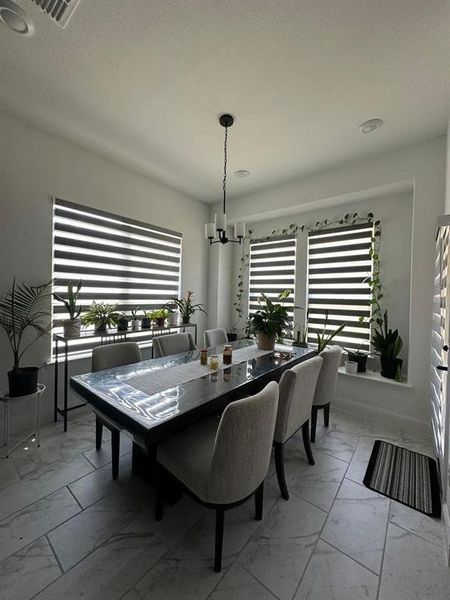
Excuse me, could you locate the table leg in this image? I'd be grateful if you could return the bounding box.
[64,342,69,432]
[54,338,58,422]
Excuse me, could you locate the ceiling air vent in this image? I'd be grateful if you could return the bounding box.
[30,0,80,28]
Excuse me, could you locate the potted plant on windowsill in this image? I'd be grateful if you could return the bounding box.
[371,310,403,380]
[81,302,119,334]
[165,302,179,326]
[247,290,292,351]
[0,279,53,397]
[314,310,346,353]
[117,313,129,332]
[53,280,82,338]
[130,307,141,331]
[149,308,169,328]
[346,344,368,373]
[141,311,152,329]
[292,308,309,348]
[170,291,206,325]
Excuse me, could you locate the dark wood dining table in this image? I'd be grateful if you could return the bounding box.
[71,339,316,479]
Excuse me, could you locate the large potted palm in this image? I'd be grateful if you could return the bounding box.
[247,290,292,351]
[0,279,53,397]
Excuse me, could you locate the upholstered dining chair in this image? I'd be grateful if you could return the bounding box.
[155,381,279,572]
[152,332,196,358]
[310,345,343,443]
[92,342,142,479]
[204,327,228,348]
[273,356,323,500]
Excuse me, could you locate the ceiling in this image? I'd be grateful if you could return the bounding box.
[0,0,449,203]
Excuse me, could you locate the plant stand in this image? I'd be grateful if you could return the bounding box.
[1,384,45,458]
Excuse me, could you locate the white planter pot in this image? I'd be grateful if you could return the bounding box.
[63,318,81,338]
[168,312,179,326]
[131,319,140,331]
[344,360,358,374]
[255,332,276,351]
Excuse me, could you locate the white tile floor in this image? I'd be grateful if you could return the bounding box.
[0,403,449,600]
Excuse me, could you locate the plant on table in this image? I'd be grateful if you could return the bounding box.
[0,278,53,396]
[53,279,82,337]
[247,290,292,351]
[149,308,169,328]
[371,310,403,380]
[81,302,119,333]
[170,291,206,324]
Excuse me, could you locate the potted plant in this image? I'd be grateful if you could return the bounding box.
[293,308,309,348]
[130,307,141,331]
[0,279,53,397]
[314,310,346,353]
[371,310,403,379]
[141,310,152,329]
[53,280,82,337]
[171,291,206,324]
[149,308,169,328]
[165,302,179,326]
[247,290,292,351]
[117,313,129,332]
[346,344,368,373]
[81,302,119,334]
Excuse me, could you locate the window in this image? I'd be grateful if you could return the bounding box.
[307,223,373,351]
[248,236,297,333]
[52,198,182,358]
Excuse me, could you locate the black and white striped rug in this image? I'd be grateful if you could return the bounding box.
[363,440,441,517]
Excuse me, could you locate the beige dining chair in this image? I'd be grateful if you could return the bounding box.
[92,342,142,479]
[204,328,228,347]
[310,345,343,442]
[273,356,323,500]
[155,381,279,572]
[152,332,196,358]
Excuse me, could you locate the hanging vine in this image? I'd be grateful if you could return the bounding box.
[232,211,382,333]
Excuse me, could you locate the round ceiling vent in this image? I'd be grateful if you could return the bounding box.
[359,118,384,134]
[234,169,250,178]
[0,0,34,36]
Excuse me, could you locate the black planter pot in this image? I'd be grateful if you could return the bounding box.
[227,333,238,342]
[95,323,107,334]
[380,356,403,380]
[117,319,129,332]
[141,317,151,329]
[8,367,39,397]
[347,352,368,373]
[181,317,190,325]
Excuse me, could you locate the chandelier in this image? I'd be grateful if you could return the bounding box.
[205,114,246,245]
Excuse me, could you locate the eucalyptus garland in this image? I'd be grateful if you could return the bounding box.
[232,211,382,333]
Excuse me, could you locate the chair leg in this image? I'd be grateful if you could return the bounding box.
[323,403,330,427]
[111,429,120,480]
[214,509,225,573]
[255,482,264,520]
[302,421,315,465]
[95,417,103,450]
[155,463,164,521]
[274,442,289,500]
[311,406,318,443]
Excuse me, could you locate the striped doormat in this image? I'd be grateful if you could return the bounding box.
[363,440,441,517]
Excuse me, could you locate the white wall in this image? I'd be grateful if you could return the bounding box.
[0,112,209,425]
[211,137,447,423]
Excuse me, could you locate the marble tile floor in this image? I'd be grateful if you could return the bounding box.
[0,404,449,600]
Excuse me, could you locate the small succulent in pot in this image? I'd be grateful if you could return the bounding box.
[53,280,82,338]
[346,343,368,373]
[170,291,206,324]
[371,310,403,379]
[130,307,141,331]
[81,302,119,334]
[149,308,169,328]
[117,313,129,332]
[247,290,292,351]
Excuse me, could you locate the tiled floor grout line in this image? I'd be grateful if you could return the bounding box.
[375,500,392,600]
[66,483,84,511]
[389,519,443,549]
[45,533,65,575]
[235,562,283,600]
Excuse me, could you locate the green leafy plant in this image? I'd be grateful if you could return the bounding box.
[130,307,141,320]
[171,291,206,323]
[247,290,292,339]
[371,310,403,359]
[0,279,53,370]
[53,280,82,320]
[81,302,119,331]
[148,308,169,320]
[293,307,308,345]
[314,310,346,353]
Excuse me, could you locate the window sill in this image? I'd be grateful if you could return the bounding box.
[338,366,413,389]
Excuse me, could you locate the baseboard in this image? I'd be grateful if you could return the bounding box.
[335,395,431,433]
[443,502,450,567]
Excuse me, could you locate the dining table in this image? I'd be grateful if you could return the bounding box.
[71,339,316,482]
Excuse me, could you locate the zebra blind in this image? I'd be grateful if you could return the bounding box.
[248,236,296,333]
[307,223,373,351]
[52,198,182,358]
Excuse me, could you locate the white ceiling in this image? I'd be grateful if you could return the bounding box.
[0,0,449,203]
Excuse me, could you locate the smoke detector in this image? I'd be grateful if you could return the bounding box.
[0,0,34,35]
[30,0,81,28]
[234,169,250,178]
[359,119,384,134]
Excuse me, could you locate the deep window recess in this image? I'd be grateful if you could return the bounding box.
[248,236,297,334]
[52,198,182,359]
[307,222,373,351]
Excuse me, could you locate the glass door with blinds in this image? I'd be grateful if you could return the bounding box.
[307,223,373,351]
[52,198,182,359]
[248,236,297,335]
